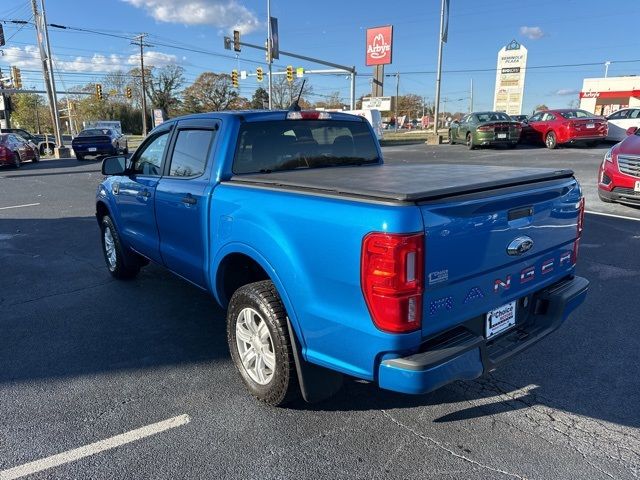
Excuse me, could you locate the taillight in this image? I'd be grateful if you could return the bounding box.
[287,111,331,120]
[361,232,424,333]
[477,125,493,132]
[573,197,585,264]
[514,122,523,130]
[0,146,7,159]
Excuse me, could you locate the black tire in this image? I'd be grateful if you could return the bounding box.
[76,153,84,161]
[227,280,300,406]
[586,140,599,148]
[100,216,140,279]
[507,142,517,149]
[545,131,557,149]
[40,143,54,156]
[32,150,40,162]
[466,132,476,150]
[13,152,21,169]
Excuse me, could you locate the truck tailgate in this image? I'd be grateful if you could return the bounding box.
[419,176,582,338]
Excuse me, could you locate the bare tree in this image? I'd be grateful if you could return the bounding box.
[270,76,312,109]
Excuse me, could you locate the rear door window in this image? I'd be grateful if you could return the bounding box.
[233,119,379,174]
[167,129,215,178]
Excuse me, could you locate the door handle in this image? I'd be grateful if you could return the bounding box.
[181,195,197,205]
[138,189,151,198]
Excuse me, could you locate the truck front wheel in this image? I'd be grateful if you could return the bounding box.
[227,280,300,406]
[100,216,140,279]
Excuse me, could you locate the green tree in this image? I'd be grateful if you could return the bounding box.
[181,72,240,113]
[250,87,269,109]
[7,93,51,133]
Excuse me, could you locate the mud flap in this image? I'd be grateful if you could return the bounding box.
[287,319,344,403]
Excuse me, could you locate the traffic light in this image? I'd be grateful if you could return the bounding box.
[286,65,293,83]
[10,66,22,88]
[233,30,241,52]
[125,86,132,99]
[96,83,103,100]
[0,24,5,47]
[256,67,263,82]
[231,70,239,88]
[265,41,270,63]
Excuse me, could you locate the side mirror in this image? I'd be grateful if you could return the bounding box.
[101,155,127,175]
[626,126,638,136]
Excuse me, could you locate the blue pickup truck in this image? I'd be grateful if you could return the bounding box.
[96,109,588,406]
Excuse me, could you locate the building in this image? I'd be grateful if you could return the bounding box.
[579,76,640,116]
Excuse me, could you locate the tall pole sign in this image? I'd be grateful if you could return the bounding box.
[493,39,528,116]
[366,25,393,98]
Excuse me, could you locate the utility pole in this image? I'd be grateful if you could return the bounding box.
[267,0,273,109]
[133,34,149,135]
[395,73,400,131]
[469,78,474,112]
[433,0,448,134]
[32,0,65,154]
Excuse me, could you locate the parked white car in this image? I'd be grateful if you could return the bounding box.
[606,108,640,142]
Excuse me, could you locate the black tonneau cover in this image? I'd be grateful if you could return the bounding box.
[229,164,574,203]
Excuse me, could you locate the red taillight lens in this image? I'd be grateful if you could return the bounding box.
[573,197,585,264]
[0,146,7,159]
[361,232,424,333]
[477,125,493,132]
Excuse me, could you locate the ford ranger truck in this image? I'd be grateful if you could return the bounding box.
[96,110,589,406]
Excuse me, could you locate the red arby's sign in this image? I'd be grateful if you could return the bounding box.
[366,25,393,66]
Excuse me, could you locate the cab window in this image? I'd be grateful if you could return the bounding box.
[131,131,170,176]
[167,129,215,178]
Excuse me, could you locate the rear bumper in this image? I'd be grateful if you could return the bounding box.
[72,146,117,156]
[378,275,589,394]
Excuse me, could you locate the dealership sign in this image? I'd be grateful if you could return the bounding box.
[366,25,393,66]
[362,96,392,111]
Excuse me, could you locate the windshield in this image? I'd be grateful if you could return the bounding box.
[559,110,594,119]
[475,112,512,122]
[233,120,380,174]
[79,129,112,136]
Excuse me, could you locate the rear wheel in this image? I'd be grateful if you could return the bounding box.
[40,143,54,156]
[507,142,517,149]
[545,131,557,149]
[227,280,300,406]
[466,132,476,150]
[76,153,84,161]
[100,216,140,279]
[13,152,21,168]
[32,150,40,162]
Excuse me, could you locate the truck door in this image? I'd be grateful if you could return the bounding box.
[155,120,219,288]
[114,125,172,263]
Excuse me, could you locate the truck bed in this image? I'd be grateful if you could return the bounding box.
[229,164,574,203]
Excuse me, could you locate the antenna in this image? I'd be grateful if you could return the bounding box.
[288,79,306,111]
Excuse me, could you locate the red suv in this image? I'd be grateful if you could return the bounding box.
[598,126,640,205]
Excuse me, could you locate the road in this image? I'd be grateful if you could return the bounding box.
[0,146,638,480]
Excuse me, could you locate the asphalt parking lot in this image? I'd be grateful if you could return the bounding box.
[1,145,638,479]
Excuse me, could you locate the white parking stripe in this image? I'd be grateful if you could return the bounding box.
[0,414,190,480]
[0,203,40,210]
[586,210,640,222]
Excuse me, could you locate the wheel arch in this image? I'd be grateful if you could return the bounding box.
[212,244,306,350]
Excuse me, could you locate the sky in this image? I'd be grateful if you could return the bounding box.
[1,0,639,115]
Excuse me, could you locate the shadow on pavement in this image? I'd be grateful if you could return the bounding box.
[1,214,638,429]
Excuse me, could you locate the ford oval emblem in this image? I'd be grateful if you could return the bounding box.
[507,236,534,256]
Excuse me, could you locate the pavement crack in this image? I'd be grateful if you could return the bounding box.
[380,409,527,479]
[4,280,114,307]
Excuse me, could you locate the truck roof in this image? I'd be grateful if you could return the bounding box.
[163,110,368,124]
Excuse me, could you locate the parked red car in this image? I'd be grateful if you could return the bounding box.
[0,133,40,168]
[598,126,640,205]
[521,109,607,149]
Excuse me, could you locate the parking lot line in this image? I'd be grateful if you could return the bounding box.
[586,210,640,222]
[0,203,41,211]
[0,414,190,480]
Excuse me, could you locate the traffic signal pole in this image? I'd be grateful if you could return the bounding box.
[133,34,149,136]
[267,0,273,110]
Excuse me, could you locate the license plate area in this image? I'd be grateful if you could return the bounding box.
[635,181,640,193]
[497,133,507,139]
[88,147,97,152]
[486,301,516,339]
[586,123,595,129]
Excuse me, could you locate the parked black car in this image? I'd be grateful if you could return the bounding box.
[72,128,128,161]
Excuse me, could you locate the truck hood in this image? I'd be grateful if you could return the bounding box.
[231,164,574,203]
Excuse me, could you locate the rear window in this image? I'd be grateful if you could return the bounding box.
[79,129,111,136]
[475,112,512,122]
[233,120,380,174]
[559,110,593,119]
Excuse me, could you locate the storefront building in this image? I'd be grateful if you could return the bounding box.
[579,76,640,116]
